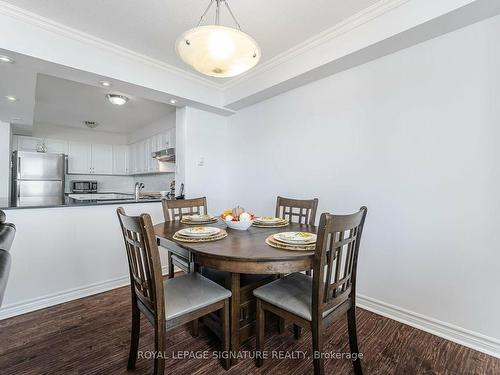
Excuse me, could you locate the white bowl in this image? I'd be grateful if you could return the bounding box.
[224,220,253,230]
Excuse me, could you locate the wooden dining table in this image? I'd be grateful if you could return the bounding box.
[154,220,316,362]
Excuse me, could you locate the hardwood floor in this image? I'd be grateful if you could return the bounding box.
[0,285,498,375]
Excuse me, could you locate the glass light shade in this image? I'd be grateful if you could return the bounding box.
[106,94,129,106]
[176,25,260,78]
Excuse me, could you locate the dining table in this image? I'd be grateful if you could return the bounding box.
[154,219,317,363]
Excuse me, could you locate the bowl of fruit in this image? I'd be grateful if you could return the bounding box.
[221,206,255,230]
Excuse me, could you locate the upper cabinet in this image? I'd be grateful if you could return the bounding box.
[128,128,175,175]
[12,130,175,176]
[67,141,92,174]
[67,142,113,175]
[91,144,113,174]
[14,136,68,154]
[112,145,129,175]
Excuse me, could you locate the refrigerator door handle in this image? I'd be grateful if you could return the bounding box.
[17,156,21,179]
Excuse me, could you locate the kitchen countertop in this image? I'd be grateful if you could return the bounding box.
[0,193,172,210]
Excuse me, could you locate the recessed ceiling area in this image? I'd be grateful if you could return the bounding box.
[34,74,175,133]
[3,0,379,81]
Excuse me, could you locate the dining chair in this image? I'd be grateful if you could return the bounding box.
[275,196,319,334]
[276,196,318,276]
[161,197,208,278]
[275,196,319,226]
[254,207,368,375]
[116,207,232,374]
[0,210,15,307]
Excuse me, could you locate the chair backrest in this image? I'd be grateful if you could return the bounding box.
[0,209,15,307]
[162,197,208,222]
[275,196,319,225]
[312,207,367,319]
[116,207,165,320]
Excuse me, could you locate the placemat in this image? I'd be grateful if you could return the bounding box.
[173,230,228,243]
[265,235,316,251]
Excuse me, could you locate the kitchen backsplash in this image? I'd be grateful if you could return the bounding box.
[65,174,174,194]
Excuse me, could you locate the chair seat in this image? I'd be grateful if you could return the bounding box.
[253,272,337,321]
[164,273,231,321]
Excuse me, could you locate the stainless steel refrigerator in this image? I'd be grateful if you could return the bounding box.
[11,151,65,206]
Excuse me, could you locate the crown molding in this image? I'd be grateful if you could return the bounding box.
[0,1,226,90]
[221,0,410,90]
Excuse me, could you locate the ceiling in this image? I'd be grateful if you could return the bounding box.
[34,74,175,133]
[3,0,380,82]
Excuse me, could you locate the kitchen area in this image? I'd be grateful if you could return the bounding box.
[2,72,182,210]
[0,48,227,321]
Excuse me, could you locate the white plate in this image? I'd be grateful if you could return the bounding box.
[254,217,284,224]
[186,214,215,222]
[178,227,221,237]
[273,232,317,244]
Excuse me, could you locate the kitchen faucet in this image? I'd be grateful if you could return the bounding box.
[134,182,144,200]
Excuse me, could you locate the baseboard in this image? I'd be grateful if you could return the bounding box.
[357,294,500,359]
[0,265,171,320]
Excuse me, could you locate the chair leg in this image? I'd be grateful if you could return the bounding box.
[153,320,166,375]
[293,324,302,339]
[312,320,324,375]
[256,298,265,367]
[347,306,363,375]
[191,319,199,337]
[167,251,174,279]
[127,304,141,370]
[221,299,231,370]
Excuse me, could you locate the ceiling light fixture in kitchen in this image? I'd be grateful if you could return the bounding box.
[176,0,260,78]
[169,99,177,104]
[106,94,129,106]
[4,95,18,102]
[99,80,112,87]
[0,55,14,63]
[83,120,99,129]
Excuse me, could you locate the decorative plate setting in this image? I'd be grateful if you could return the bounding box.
[178,226,221,237]
[252,217,289,228]
[273,232,317,245]
[180,214,218,224]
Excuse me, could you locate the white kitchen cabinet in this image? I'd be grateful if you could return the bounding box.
[16,136,43,151]
[112,145,129,175]
[129,142,138,174]
[15,136,68,153]
[137,141,145,174]
[68,141,92,174]
[148,136,160,172]
[143,138,152,173]
[45,138,68,154]
[91,144,113,174]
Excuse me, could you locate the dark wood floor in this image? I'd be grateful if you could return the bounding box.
[0,285,498,375]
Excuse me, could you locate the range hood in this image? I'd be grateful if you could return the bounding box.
[152,148,175,162]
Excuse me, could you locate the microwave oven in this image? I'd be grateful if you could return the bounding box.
[71,180,98,193]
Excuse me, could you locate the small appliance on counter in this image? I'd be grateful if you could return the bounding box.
[71,180,98,194]
[176,183,185,200]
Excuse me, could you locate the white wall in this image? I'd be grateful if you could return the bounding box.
[0,121,11,198]
[128,112,175,144]
[32,122,129,144]
[227,15,500,347]
[0,202,168,319]
[176,107,228,214]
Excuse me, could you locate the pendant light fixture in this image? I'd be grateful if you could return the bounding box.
[176,0,260,78]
